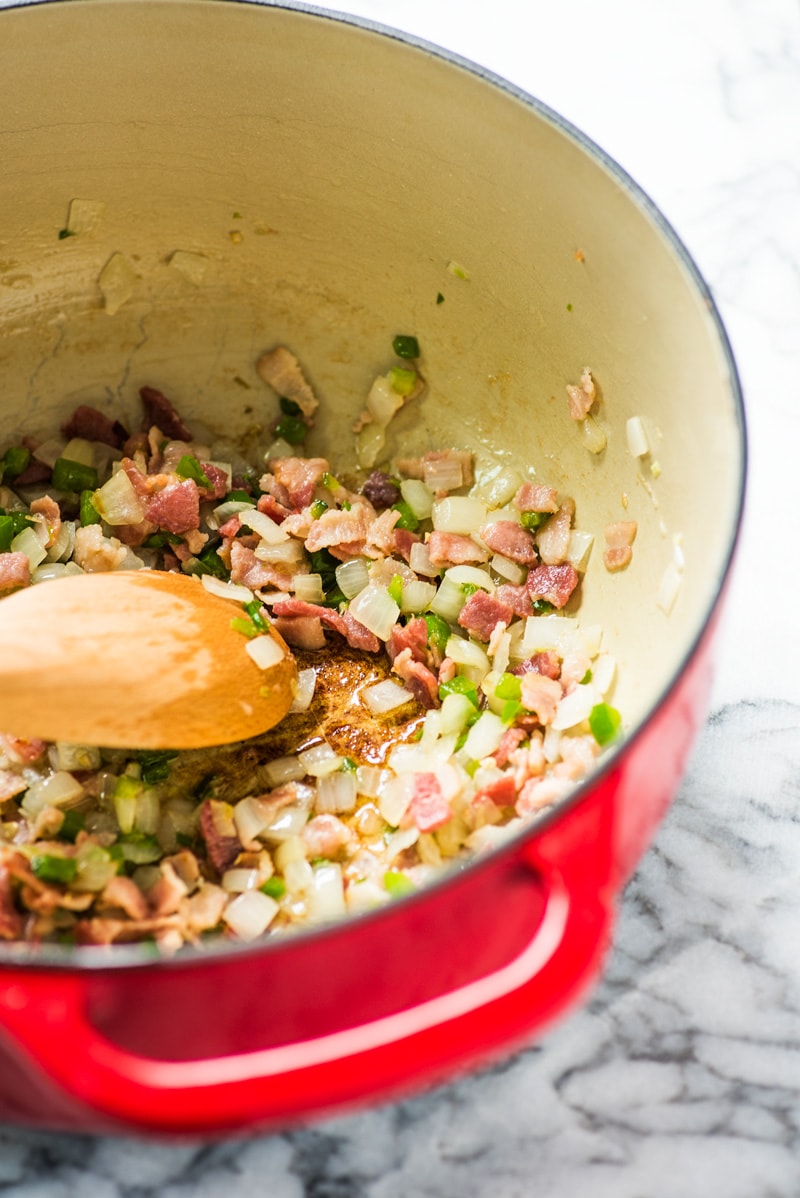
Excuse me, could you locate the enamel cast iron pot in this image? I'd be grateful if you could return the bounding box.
[0,0,745,1137]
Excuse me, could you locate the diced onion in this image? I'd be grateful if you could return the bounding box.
[213,499,255,524]
[657,561,682,615]
[384,826,419,865]
[335,557,370,599]
[32,438,65,468]
[347,585,400,641]
[65,197,105,235]
[363,679,414,715]
[474,465,524,509]
[255,539,305,565]
[366,375,404,427]
[306,863,347,923]
[61,437,95,467]
[223,890,279,940]
[222,868,260,893]
[490,553,526,585]
[552,684,598,731]
[408,541,438,577]
[260,804,309,842]
[566,530,594,571]
[592,653,617,696]
[32,561,84,584]
[431,496,487,534]
[292,573,324,603]
[400,579,437,614]
[260,754,307,788]
[46,520,76,564]
[626,415,650,458]
[93,469,144,525]
[290,668,317,713]
[245,635,285,670]
[54,742,102,771]
[438,692,476,736]
[98,251,137,315]
[298,742,342,778]
[461,711,506,761]
[10,526,47,567]
[169,250,210,285]
[21,771,84,818]
[355,765,393,799]
[424,455,466,493]
[234,796,272,844]
[284,859,314,897]
[273,835,306,871]
[400,478,434,520]
[522,615,602,659]
[239,508,289,544]
[444,564,495,593]
[427,576,466,622]
[264,438,295,464]
[378,774,415,826]
[356,422,386,469]
[201,575,254,604]
[316,771,358,814]
[445,635,490,675]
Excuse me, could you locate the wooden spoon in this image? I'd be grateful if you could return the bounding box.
[0,570,297,750]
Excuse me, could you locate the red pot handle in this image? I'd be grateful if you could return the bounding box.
[0,817,616,1135]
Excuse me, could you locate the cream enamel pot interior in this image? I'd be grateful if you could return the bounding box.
[0,0,745,1136]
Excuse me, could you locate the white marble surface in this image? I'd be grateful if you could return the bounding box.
[1,0,799,1192]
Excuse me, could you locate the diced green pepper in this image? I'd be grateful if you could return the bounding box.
[79,489,102,526]
[438,675,480,709]
[501,699,524,725]
[310,499,328,520]
[391,500,419,531]
[273,414,308,445]
[136,749,178,786]
[260,876,286,899]
[279,396,302,417]
[57,810,85,843]
[176,454,213,489]
[388,574,404,606]
[531,600,556,616]
[225,489,252,503]
[392,334,420,359]
[384,869,416,897]
[30,853,77,885]
[230,615,259,639]
[589,702,622,746]
[388,367,418,396]
[2,445,30,481]
[51,457,98,493]
[243,599,269,632]
[423,612,451,656]
[520,511,548,531]
[494,672,522,701]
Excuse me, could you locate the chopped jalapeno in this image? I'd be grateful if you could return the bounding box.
[520,511,548,531]
[388,574,404,606]
[2,445,30,481]
[31,854,77,885]
[384,870,416,897]
[260,876,286,899]
[494,673,522,701]
[391,499,419,531]
[392,334,420,359]
[438,676,480,708]
[79,489,102,526]
[589,702,622,746]
[424,612,450,655]
[310,499,328,520]
[176,454,213,489]
[136,749,179,786]
[279,396,302,417]
[51,457,98,493]
[389,366,418,396]
[274,414,308,445]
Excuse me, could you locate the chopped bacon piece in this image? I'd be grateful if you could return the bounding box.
[229,541,293,591]
[30,495,61,549]
[362,471,400,508]
[519,673,562,726]
[391,648,439,709]
[271,598,380,652]
[387,616,430,666]
[11,459,51,487]
[492,727,527,769]
[513,482,559,513]
[148,861,189,917]
[402,773,451,832]
[101,875,149,921]
[257,493,291,524]
[0,551,30,594]
[474,774,517,807]
[603,520,637,571]
[147,479,200,534]
[196,462,229,501]
[0,734,46,764]
[140,386,193,441]
[0,769,27,802]
[75,914,182,946]
[305,504,370,554]
[364,509,401,558]
[457,589,514,642]
[427,531,488,567]
[72,524,128,572]
[396,449,473,492]
[511,650,561,680]
[272,615,327,650]
[62,404,128,449]
[438,656,456,685]
[393,527,421,563]
[217,515,241,539]
[0,862,22,940]
[256,346,320,419]
[566,368,596,420]
[526,562,580,609]
[199,800,242,875]
[516,775,573,816]
[271,457,329,509]
[495,583,532,618]
[302,814,352,858]
[536,499,575,565]
[183,883,228,935]
[122,431,150,459]
[479,520,538,565]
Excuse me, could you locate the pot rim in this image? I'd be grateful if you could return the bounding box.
[0,0,748,974]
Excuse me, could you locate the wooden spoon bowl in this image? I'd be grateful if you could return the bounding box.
[0,571,297,749]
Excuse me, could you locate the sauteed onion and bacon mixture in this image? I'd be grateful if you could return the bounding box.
[0,340,627,952]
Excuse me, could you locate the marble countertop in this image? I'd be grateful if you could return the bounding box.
[1,0,799,1193]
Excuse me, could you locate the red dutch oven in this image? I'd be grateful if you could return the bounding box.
[0,0,745,1136]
